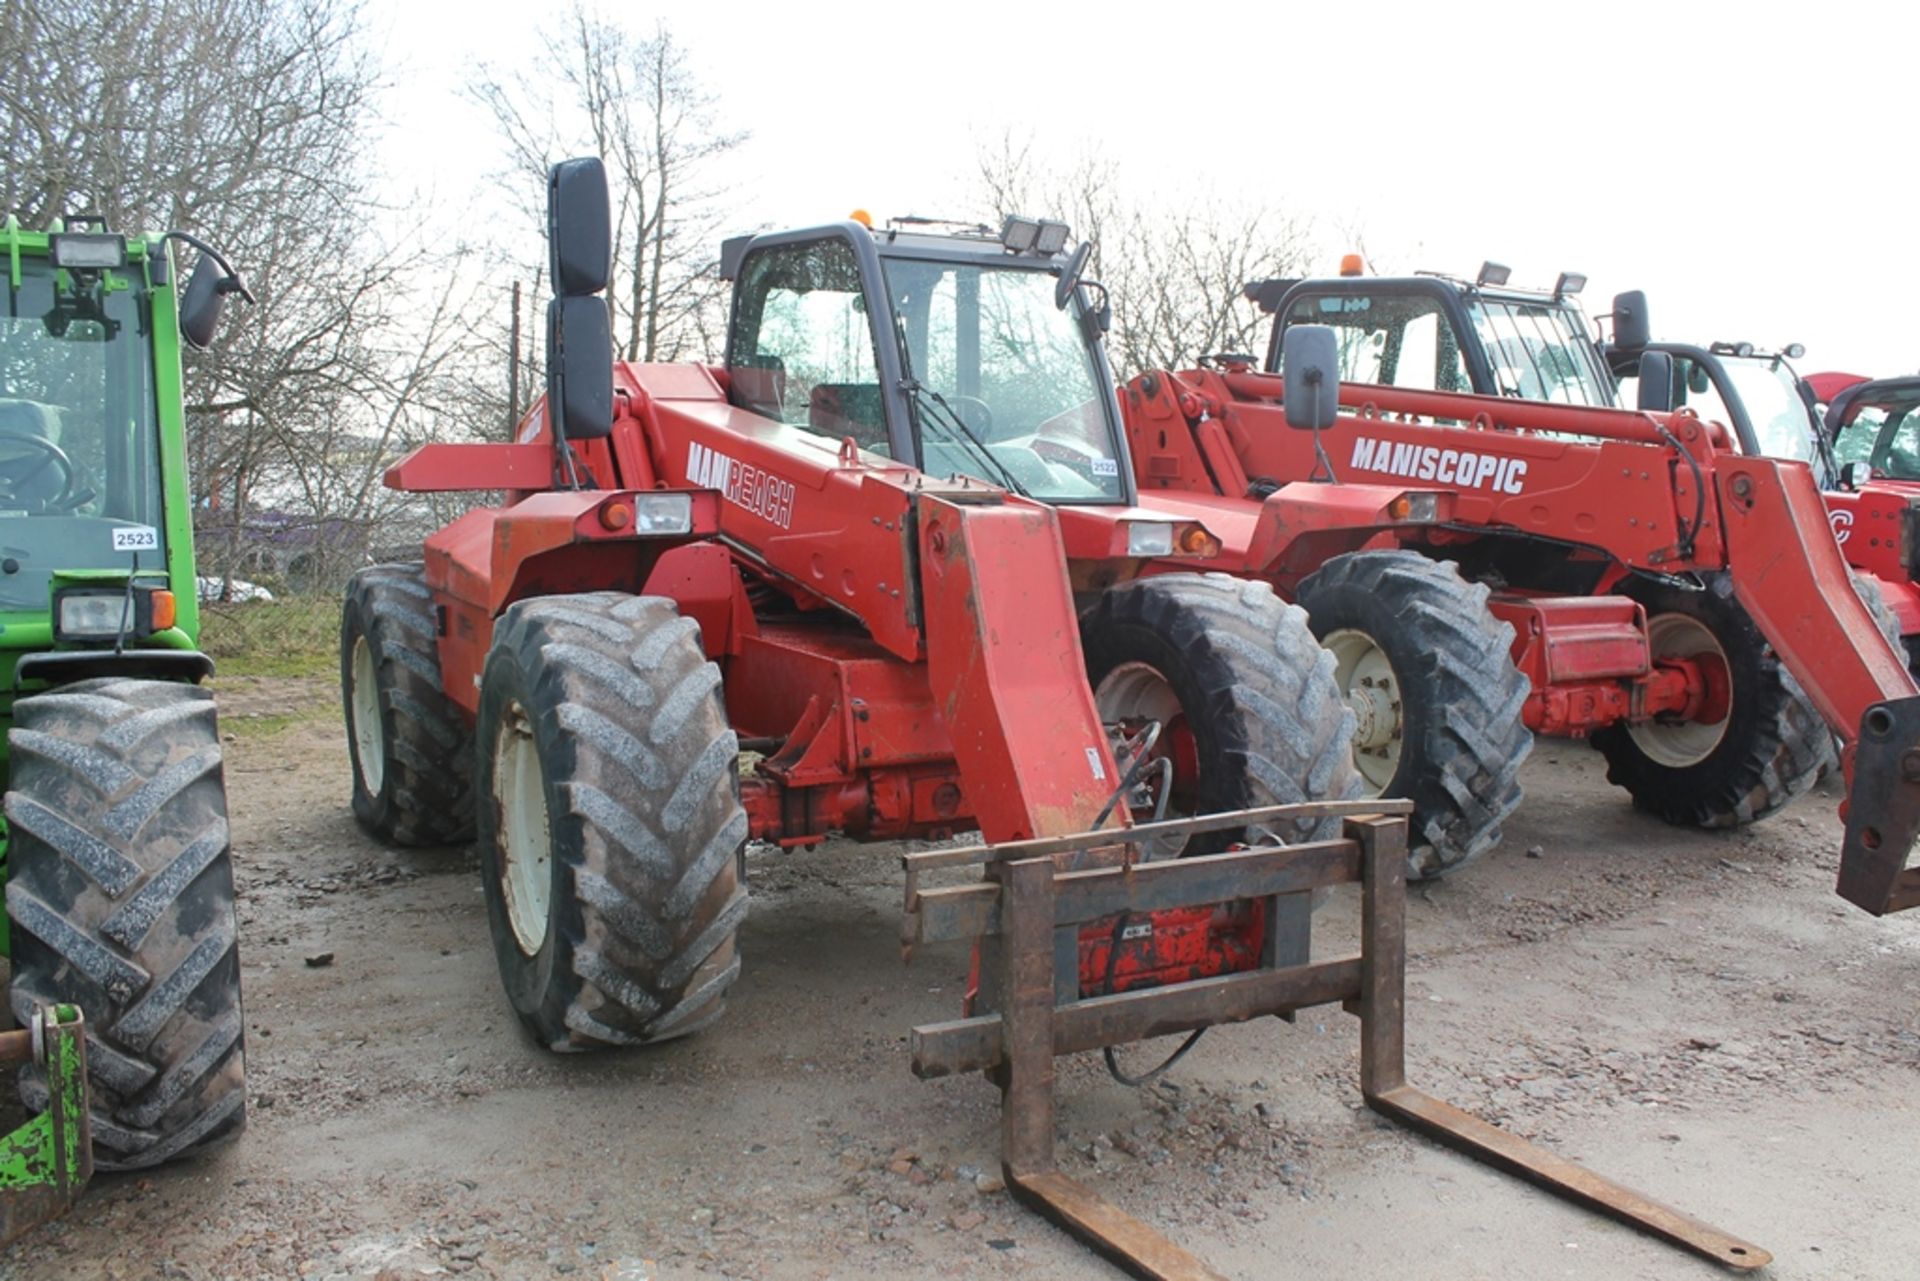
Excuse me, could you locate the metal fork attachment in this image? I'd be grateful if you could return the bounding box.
[902,803,1770,1279]
[1838,697,1920,914]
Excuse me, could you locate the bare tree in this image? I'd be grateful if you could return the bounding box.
[0,0,492,591]
[974,131,1319,374]
[470,9,746,369]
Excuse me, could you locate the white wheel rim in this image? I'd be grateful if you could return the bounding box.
[1093,661,1188,857]
[1094,661,1183,730]
[1323,628,1402,795]
[349,635,385,796]
[494,700,552,955]
[1627,614,1730,767]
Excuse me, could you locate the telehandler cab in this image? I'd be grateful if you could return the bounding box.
[345,159,1771,1276]
[0,216,251,1238]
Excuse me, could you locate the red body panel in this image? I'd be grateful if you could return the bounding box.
[1824,486,1905,579]
[418,489,723,715]
[1717,455,1915,741]
[1135,368,1729,573]
[641,542,756,659]
[386,360,1135,853]
[918,494,1119,843]
[1825,482,1920,637]
[386,441,559,492]
[631,364,930,662]
[1488,595,1704,737]
[727,626,950,764]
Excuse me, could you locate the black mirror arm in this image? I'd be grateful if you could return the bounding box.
[1075,278,1113,343]
[1304,370,1339,484]
[163,231,256,304]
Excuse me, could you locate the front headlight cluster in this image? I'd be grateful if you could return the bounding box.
[53,586,176,643]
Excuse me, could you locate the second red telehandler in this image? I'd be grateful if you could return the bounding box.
[1118,317,1920,916]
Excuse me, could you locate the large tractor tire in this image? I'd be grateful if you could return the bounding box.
[1809,573,1902,782]
[1593,576,1826,827]
[4,679,245,1169]
[1851,571,1905,659]
[1295,551,1532,879]
[1079,572,1363,855]
[475,592,748,1051]
[341,563,474,846]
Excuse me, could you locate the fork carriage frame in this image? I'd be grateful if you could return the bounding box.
[903,802,1769,1279]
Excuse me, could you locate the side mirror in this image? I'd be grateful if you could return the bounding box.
[548,296,613,441]
[1635,350,1674,412]
[546,156,615,443]
[1055,241,1093,309]
[1687,362,1711,395]
[179,255,226,350]
[1282,325,1341,431]
[1611,289,1650,353]
[1841,461,1870,489]
[548,157,612,297]
[163,232,253,351]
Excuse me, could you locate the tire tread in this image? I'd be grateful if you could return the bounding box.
[479,592,746,1050]
[341,562,475,845]
[1297,551,1533,877]
[5,678,246,1170]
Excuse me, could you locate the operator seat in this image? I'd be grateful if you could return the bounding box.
[809,383,887,452]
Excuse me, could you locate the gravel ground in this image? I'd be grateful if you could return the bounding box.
[5,676,1917,1280]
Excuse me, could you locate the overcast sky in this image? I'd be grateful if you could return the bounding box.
[371,1,1916,377]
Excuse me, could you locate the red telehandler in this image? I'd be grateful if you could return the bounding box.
[1225,266,1917,874]
[340,161,1770,1276]
[1118,301,1920,917]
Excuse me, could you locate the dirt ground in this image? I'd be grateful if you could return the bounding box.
[7,674,1919,1281]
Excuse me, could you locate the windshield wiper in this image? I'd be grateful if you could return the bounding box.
[905,379,1024,494]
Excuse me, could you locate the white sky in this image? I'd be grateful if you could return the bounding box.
[371,0,1918,377]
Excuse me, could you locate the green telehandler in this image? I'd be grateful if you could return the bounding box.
[0,216,250,1241]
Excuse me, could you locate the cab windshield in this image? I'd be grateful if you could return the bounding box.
[1719,356,1821,465]
[1467,296,1614,406]
[884,258,1124,503]
[0,258,168,610]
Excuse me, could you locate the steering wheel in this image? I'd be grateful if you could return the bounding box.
[948,395,995,439]
[1881,444,1920,479]
[0,431,79,512]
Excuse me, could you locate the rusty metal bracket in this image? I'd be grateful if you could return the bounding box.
[906,806,1769,1278]
[1837,696,1920,914]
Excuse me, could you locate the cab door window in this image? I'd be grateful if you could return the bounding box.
[1837,400,1920,478]
[725,238,888,450]
[1283,293,1470,393]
